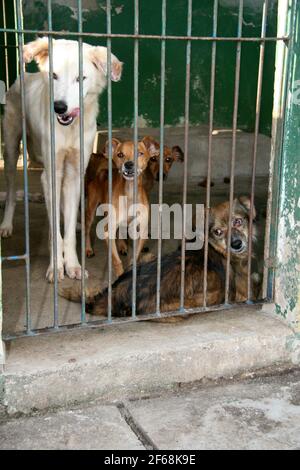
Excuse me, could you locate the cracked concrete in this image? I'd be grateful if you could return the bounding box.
[0,370,299,450]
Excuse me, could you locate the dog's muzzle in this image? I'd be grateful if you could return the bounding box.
[122,161,141,181]
[230,237,245,254]
[56,107,80,126]
[155,173,167,182]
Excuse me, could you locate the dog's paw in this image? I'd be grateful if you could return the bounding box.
[114,263,124,278]
[86,249,95,258]
[0,224,13,238]
[65,265,89,280]
[46,265,65,283]
[117,240,128,256]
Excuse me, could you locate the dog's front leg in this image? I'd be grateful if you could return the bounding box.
[41,169,64,282]
[104,223,124,278]
[136,206,149,260]
[62,161,88,280]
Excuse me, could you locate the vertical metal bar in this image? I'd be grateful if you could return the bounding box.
[77,0,86,323]
[131,0,139,319]
[224,0,243,305]
[106,0,113,322]
[2,0,10,87]
[16,0,31,334]
[155,0,167,316]
[180,0,192,311]
[47,0,59,328]
[0,240,4,366]
[247,0,268,301]
[13,0,19,76]
[263,0,290,299]
[203,0,218,307]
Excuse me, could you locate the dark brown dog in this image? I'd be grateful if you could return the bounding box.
[142,136,184,194]
[60,196,259,314]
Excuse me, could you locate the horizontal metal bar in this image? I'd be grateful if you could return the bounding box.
[1,254,28,262]
[2,301,268,341]
[0,28,290,42]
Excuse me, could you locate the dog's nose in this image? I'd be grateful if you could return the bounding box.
[54,100,68,115]
[155,173,167,182]
[124,161,134,172]
[231,238,243,251]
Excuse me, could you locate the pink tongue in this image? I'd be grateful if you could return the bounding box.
[69,107,80,118]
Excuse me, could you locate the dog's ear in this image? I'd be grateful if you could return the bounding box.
[90,46,123,82]
[142,136,159,156]
[172,145,184,162]
[23,37,49,67]
[104,138,121,158]
[238,195,257,220]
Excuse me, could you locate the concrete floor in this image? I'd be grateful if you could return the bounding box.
[1,370,299,450]
[0,127,270,336]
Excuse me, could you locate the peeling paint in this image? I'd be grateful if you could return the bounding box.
[115,5,124,15]
[274,0,300,332]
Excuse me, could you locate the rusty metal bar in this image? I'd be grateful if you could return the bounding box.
[131,0,139,319]
[155,0,167,316]
[224,0,243,305]
[0,27,289,43]
[203,0,218,307]
[47,0,59,329]
[106,0,113,323]
[180,0,193,311]
[77,0,86,324]
[247,0,269,302]
[3,301,267,341]
[16,0,31,334]
[2,0,9,87]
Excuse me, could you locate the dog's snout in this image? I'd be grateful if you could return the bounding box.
[155,173,167,182]
[54,101,68,115]
[231,238,243,251]
[124,161,134,172]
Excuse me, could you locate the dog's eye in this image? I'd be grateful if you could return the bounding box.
[233,218,243,227]
[214,228,223,237]
[53,73,58,80]
[117,152,124,158]
[76,76,87,82]
[150,156,157,162]
[165,157,172,163]
[138,152,144,157]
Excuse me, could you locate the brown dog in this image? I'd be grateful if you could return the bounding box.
[85,138,155,277]
[142,136,184,194]
[61,196,259,314]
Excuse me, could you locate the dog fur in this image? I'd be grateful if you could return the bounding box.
[60,196,259,315]
[0,37,122,282]
[85,138,156,276]
[141,136,184,194]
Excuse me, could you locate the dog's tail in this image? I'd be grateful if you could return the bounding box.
[58,277,107,303]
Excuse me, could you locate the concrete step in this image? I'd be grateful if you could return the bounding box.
[1,305,299,415]
[1,370,300,450]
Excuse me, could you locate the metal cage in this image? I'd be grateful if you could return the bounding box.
[0,0,293,340]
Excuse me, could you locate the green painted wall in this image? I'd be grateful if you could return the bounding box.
[1,0,278,134]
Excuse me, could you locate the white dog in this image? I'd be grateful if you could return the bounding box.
[0,37,122,282]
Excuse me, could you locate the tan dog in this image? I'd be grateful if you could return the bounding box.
[117,136,184,255]
[61,196,260,314]
[85,138,155,277]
